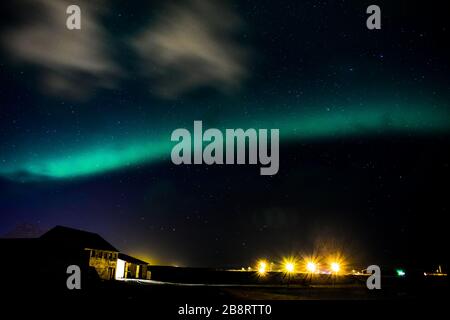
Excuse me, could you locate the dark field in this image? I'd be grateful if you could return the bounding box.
[5,270,447,318]
[15,270,446,302]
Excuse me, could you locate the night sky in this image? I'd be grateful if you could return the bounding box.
[1,0,449,268]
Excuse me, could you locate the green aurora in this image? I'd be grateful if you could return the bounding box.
[1,102,449,181]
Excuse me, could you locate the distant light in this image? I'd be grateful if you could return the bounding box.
[331,262,340,273]
[396,269,406,277]
[285,262,295,273]
[306,262,317,273]
[257,261,267,275]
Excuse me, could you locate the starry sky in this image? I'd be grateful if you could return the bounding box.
[1,0,449,268]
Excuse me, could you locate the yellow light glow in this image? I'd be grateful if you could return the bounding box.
[331,262,340,273]
[281,256,298,274]
[285,262,295,273]
[257,260,267,275]
[306,261,317,273]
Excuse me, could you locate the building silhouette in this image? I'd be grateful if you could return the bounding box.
[0,225,150,290]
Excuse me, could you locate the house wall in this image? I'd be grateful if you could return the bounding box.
[126,263,138,278]
[122,262,149,279]
[87,249,118,280]
[141,264,150,279]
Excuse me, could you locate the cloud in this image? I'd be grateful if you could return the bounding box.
[1,0,120,98]
[131,0,248,98]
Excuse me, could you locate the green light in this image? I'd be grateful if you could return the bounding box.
[396,269,406,277]
[1,99,450,181]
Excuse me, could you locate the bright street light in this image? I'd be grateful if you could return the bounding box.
[330,262,340,273]
[257,260,267,275]
[285,262,295,273]
[306,261,317,273]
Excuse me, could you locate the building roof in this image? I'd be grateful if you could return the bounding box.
[118,253,149,265]
[40,225,119,252]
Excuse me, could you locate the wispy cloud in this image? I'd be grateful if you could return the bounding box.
[131,0,248,98]
[1,0,120,98]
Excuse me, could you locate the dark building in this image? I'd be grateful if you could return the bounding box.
[0,225,150,290]
[40,226,120,280]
